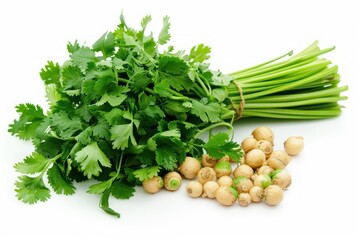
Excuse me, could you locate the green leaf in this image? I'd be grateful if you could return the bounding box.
[93,75,117,97]
[14,152,49,174]
[113,58,128,71]
[75,142,112,178]
[87,178,114,194]
[71,47,97,73]
[110,123,136,150]
[203,132,242,161]
[92,118,110,140]
[111,180,135,199]
[15,175,51,204]
[154,80,172,97]
[158,16,171,45]
[191,99,222,123]
[99,189,120,218]
[8,103,45,140]
[67,40,80,54]
[61,65,83,90]
[45,84,62,107]
[47,164,76,195]
[188,44,211,63]
[130,71,153,93]
[50,112,83,138]
[140,15,152,31]
[92,32,115,58]
[210,70,233,86]
[150,134,185,170]
[75,127,93,145]
[211,88,227,102]
[155,146,179,170]
[104,108,124,125]
[138,15,152,42]
[133,166,161,181]
[95,92,127,107]
[40,61,61,86]
[159,55,188,76]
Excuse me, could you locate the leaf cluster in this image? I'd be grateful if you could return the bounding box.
[8,13,241,217]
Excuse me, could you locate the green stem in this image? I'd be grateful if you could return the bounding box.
[195,76,210,97]
[39,153,63,178]
[194,122,233,139]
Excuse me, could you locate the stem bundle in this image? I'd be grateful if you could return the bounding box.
[227,41,348,119]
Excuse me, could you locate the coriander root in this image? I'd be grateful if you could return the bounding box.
[233,176,253,193]
[186,181,203,198]
[197,167,217,184]
[245,149,266,169]
[202,181,219,198]
[217,176,233,187]
[249,186,264,203]
[142,176,163,194]
[179,157,201,179]
[214,160,232,178]
[238,193,252,207]
[264,185,284,206]
[284,136,304,155]
[271,170,292,190]
[201,154,217,167]
[164,172,182,191]
[233,164,254,179]
[252,127,274,145]
[215,186,238,206]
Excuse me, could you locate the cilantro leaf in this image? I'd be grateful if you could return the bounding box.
[87,178,114,194]
[158,16,171,45]
[203,132,242,162]
[75,126,93,145]
[95,92,127,107]
[104,108,124,125]
[210,70,233,86]
[92,118,110,140]
[14,152,49,174]
[130,71,153,93]
[15,175,51,204]
[111,180,135,199]
[159,55,188,75]
[191,99,222,123]
[211,88,227,102]
[47,164,76,195]
[99,189,120,218]
[133,166,161,181]
[158,55,193,91]
[188,44,211,63]
[147,129,185,170]
[75,142,112,178]
[61,65,83,90]
[110,123,137,150]
[92,32,115,59]
[155,146,179,170]
[50,112,83,138]
[8,103,45,140]
[40,61,61,86]
[67,40,80,54]
[71,47,97,73]
[45,84,62,107]
[138,15,152,42]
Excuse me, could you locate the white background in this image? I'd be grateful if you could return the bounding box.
[0,0,359,239]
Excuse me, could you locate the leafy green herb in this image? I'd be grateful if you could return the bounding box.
[8,13,347,217]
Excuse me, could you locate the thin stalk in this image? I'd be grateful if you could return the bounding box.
[245,86,348,103]
[244,96,347,108]
[233,59,332,84]
[229,50,293,75]
[240,66,338,100]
